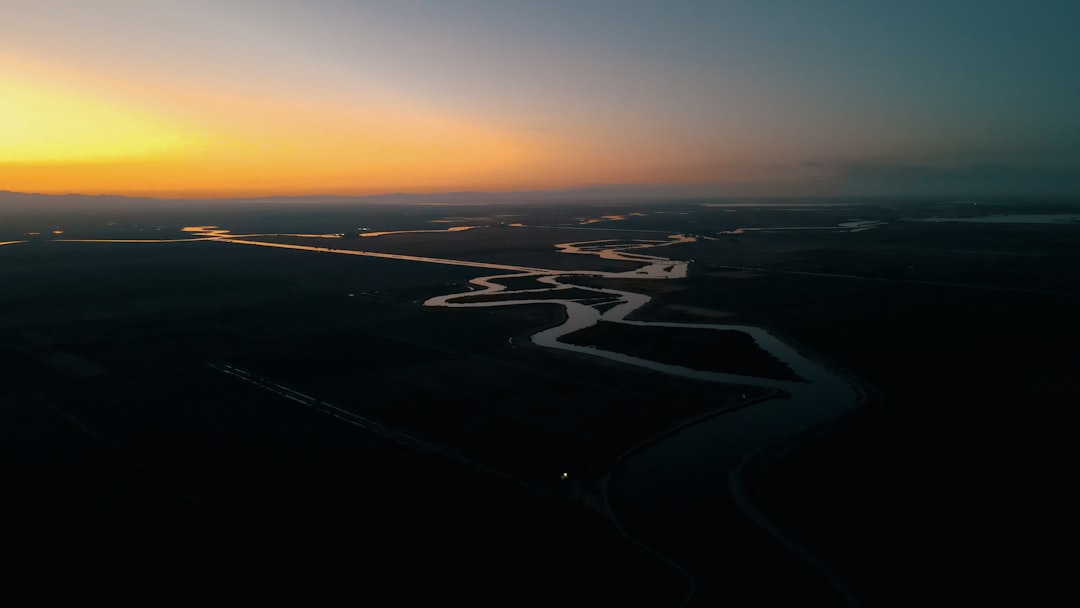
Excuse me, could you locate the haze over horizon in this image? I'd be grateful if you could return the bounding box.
[3,1,1079,199]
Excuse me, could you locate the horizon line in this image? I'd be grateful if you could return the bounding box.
[3,186,1078,204]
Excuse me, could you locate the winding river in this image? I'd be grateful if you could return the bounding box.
[423,231,864,604]
[25,225,864,602]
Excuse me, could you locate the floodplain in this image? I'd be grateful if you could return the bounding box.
[2,194,1077,605]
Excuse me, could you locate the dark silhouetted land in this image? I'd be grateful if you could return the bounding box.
[2,193,1077,605]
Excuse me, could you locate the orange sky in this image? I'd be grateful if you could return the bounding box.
[1,57,569,196]
[3,2,1078,198]
[0,4,781,198]
[1,68,734,197]
[1,65,737,197]
[1,51,747,198]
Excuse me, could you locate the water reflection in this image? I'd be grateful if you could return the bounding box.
[911,214,1080,224]
[359,226,476,237]
[719,219,886,234]
[425,232,864,604]
[52,226,345,244]
[26,220,864,600]
[422,234,857,399]
[578,215,627,225]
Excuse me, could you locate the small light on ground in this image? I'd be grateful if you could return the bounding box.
[560,472,569,480]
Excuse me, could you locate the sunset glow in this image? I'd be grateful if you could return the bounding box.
[1,56,550,196]
[2,1,1078,198]
[0,79,200,164]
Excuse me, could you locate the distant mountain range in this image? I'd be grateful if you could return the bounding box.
[0,184,730,209]
[5,162,1080,209]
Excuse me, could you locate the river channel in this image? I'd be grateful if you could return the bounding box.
[42,225,865,602]
[425,232,865,603]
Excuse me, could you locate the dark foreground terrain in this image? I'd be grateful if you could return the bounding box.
[2,194,1076,604]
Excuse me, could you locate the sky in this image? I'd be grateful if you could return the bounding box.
[2,0,1079,198]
